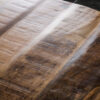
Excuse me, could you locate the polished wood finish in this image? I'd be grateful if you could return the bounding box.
[0,0,100,100]
[38,34,100,100]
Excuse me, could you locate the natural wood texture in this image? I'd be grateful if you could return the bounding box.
[0,0,100,100]
[0,0,42,34]
[0,0,70,75]
[38,34,100,100]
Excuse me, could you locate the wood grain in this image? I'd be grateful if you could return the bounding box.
[0,0,70,74]
[0,0,43,35]
[0,0,100,100]
[38,34,100,100]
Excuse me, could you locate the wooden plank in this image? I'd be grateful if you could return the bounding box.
[0,0,100,100]
[0,1,100,100]
[0,0,70,74]
[38,34,100,100]
[0,0,44,35]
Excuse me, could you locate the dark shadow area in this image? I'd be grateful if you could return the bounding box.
[64,0,100,11]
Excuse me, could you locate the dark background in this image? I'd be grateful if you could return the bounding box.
[64,0,100,10]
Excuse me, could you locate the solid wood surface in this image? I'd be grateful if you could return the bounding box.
[0,0,100,100]
[38,33,100,100]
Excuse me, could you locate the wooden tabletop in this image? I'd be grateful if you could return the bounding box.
[0,0,100,100]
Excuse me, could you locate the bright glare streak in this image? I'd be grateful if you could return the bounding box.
[23,4,79,54]
[9,3,80,65]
